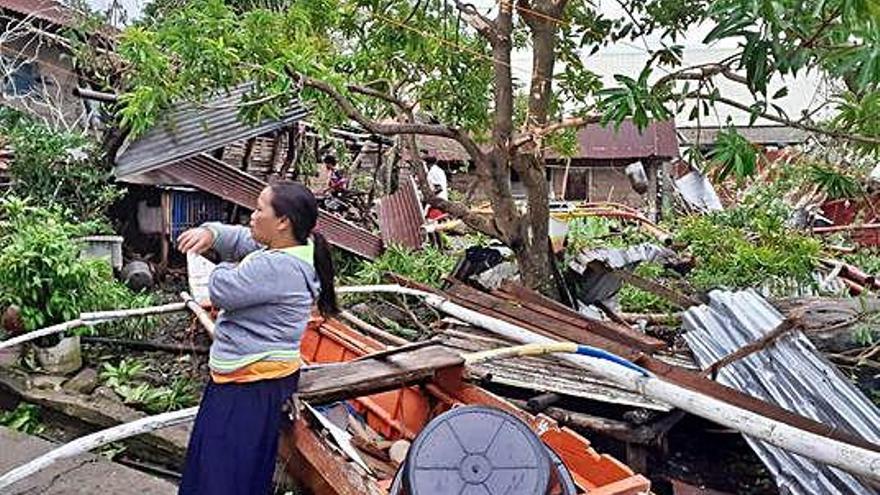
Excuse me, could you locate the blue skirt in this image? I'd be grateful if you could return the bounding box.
[178,373,299,495]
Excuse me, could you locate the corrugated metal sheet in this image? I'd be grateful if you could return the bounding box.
[568,243,675,304]
[679,126,809,146]
[377,177,423,249]
[546,120,678,161]
[126,153,383,259]
[570,243,675,272]
[315,211,384,260]
[438,326,670,410]
[675,170,723,212]
[682,290,880,495]
[114,83,309,178]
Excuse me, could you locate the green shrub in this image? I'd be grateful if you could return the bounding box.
[101,359,199,413]
[0,403,44,434]
[674,203,821,292]
[618,262,677,313]
[0,198,153,332]
[0,107,122,223]
[352,244,457,289]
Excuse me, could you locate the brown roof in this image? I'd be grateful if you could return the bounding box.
[548,120,678,161]
[124,153,384,259]
[413,134,471,162]
[0,0,78,27]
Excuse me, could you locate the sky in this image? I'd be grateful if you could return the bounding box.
[85,0,833,127]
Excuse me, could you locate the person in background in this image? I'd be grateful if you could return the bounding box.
[176,181,337,495]
[424,150,449,221]
[322,154,348,196]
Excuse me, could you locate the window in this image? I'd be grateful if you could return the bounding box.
[2,58,41,96]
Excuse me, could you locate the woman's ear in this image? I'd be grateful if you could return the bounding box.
[277,216,293,233]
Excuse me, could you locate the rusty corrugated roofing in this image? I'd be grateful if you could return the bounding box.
[547,120,678,161]
[130,153,383,259]
[315,212,384,260]
[114,83,309,178]
[377,177,423,249]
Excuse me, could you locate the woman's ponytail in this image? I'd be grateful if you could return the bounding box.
[269,180,339,316]
[312,231,338,316]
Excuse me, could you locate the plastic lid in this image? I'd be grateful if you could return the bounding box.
[404,406,553,495]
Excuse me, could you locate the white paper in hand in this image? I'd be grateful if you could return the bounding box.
[187,252,216,305]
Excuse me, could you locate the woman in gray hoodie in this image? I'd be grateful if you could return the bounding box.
[176,181,336,494]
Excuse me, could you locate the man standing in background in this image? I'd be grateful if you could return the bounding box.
[424,150,448,221]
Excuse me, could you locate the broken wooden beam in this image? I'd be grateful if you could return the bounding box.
[296,343,463,404]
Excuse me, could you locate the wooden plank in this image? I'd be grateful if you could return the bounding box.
[439,328,670,411]
[297,344,464,404]
[445,281,641,360]
[496,282,667,352]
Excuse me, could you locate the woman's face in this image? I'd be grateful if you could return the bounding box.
[250,187,288,245]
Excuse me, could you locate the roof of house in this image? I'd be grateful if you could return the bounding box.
[547,120,679,161]
[0,0,81,28]
[114,83,309,179]
[126,152,384,259]
[678,125,810,146]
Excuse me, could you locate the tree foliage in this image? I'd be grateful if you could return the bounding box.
[0,108,122,224]
[107,0,880,291]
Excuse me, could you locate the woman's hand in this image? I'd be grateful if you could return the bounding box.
[177,228,215,254]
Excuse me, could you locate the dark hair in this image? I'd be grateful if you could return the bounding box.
[269,181,338,315]
[322,154,337,166]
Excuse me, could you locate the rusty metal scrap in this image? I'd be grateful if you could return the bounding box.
[376,177,423,250]
[133,153,383,259]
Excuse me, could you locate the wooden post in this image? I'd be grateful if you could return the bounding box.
[160,190,171,274]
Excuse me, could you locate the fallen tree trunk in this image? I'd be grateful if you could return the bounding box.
[775,296,880,353]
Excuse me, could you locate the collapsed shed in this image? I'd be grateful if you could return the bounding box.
[111,84,383,265]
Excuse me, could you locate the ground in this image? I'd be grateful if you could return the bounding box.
[0,426,177,495]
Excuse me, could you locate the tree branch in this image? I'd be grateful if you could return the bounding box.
[300,75,487,163]
[683,91,880,146]
[511,113,602,148]
[346,83,412,112]
[654,60,741,88]
[451,0,497,42]
[298,73,500,238]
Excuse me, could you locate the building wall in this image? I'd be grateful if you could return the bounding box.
[448,162,653,210]
[0,32,88,129]
[548,166,645,206]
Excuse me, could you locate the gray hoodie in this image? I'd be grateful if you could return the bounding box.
[201,223,319,374]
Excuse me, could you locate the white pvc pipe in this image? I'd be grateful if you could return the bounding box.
[0,302,188,351]
[0,407,198,490]
[340,284,880,481]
